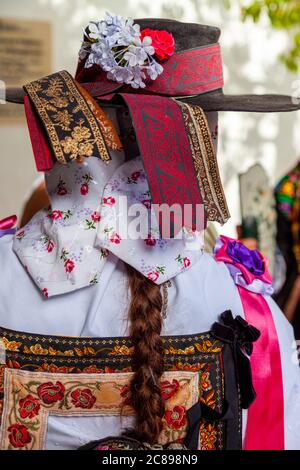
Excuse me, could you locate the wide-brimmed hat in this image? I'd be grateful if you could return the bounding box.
[5,18,300,112]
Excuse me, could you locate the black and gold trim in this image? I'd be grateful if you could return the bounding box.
[0,311,259,451]
[24,70,111,164]
[179,102,230,225]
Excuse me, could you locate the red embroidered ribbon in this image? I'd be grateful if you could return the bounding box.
[120,93,205,234]
[76,44,224,98]
[24,96,55,171]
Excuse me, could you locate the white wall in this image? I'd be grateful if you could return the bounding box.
[1,0,300,236]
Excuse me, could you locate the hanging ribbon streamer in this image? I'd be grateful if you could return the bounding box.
[214,235,284,450]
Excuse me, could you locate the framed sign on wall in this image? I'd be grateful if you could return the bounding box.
[0,17,51,124]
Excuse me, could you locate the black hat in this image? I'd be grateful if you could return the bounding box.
[4,18,300,113]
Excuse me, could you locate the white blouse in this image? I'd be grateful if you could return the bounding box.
[0,234,300,449]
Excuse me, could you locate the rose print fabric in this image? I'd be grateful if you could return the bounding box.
[13,157,203,297]
[96,156,204,285]
[12,149,125,297]
[12,111,219,297]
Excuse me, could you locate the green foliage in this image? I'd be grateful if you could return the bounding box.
[239,0,300,72]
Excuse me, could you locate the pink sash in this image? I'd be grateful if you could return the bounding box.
[215,236,284,449]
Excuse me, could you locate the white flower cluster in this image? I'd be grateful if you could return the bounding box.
[79,12,164,89]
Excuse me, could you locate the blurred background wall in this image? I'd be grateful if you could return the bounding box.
[1,0,300,236]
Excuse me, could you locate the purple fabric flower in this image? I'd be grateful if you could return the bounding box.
[226,240,264,276]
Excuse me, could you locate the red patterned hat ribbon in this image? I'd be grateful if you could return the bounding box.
[76,44,224,98]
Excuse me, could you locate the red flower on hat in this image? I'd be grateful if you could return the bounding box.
[183,257,191,268]
[70,388,96,409]
[8,424,32,448]
[64,259,75,273]
[140,28,175,61]
[37,381,65,404]
[18,394,40,419]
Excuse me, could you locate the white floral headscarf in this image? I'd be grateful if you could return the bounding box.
[13,111,218,298]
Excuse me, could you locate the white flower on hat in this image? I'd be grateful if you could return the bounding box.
[79,12,166,89]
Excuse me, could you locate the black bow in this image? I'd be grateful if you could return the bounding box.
[211,310,260,409]
[185,400,233,450]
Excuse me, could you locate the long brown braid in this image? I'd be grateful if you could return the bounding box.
[126,264,165,444]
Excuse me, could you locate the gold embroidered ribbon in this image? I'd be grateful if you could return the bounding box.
[178,102,230,225]
[24,70,122,165]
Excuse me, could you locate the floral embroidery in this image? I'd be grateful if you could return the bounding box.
[18,395,40,419]
[15,230,25,241]
[1,338,22,352]
[175,254,191,268]
[52,109,73,131]
[109,345,134,356]
[89,274,98,285]
[147,266,166,282]
[161,379,180,401]
[144,234,157,247]
[84,217,97,230]
[147,271,159,282]
[56,177,68,196]
[60,249,75,273]
[50,210,62,220]
[49,209,72,221]
[41,236,55,253]
[8,424,32,449]
[200,372,212,392]
[42,288,48,298]
[1,369,197,450]
[103,196,116,206]
[70,388,96,409]
[110,233,122,244]
[199,422,218,450]
[24,71,111,165]
[37,381,65,404]
[0,328,229,450]
[127,171,141,184]
[120,385,132,406]
[99,248,109,259]
[80,173,93,196]
[91,211,100,222]
[164,405,187,430]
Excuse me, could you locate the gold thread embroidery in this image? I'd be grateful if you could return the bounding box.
[24,71,112,164]
[177,101,230,225]
[75,81,123,151]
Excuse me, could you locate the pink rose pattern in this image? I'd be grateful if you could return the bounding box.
[60,248,75,273]
[13,156,203,297]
